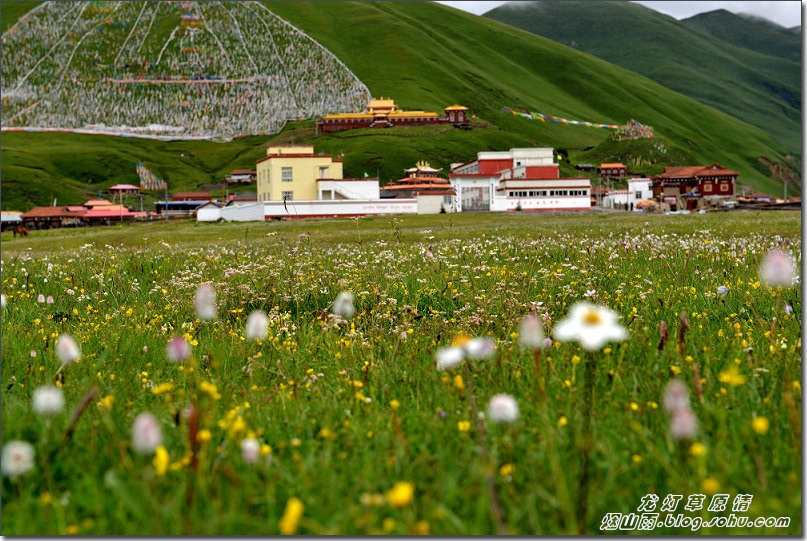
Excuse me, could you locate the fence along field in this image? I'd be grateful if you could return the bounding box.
[0,212,801,535]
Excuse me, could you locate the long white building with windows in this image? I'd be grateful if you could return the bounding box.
[449,148,591,212]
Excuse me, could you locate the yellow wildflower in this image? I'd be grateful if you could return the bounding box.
[151,382,174,395]
[386,481,414,508]
[718,366,746,387]
[689,443,707,457]
[457,420,471,432]
[701,477,720,494]
[454,374,464,391]
[279,497,304,535]
[153,445,169,476]
[751,416,770,435]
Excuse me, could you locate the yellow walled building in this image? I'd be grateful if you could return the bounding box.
[256,145,343,201]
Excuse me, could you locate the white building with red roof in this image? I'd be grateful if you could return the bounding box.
[449,148,590,212]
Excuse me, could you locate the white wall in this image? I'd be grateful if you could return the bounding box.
[490,196,590,212]
[317,179,380,200]
[416,194,456,214]
[264,199,418,219]
[221,203,266,222]
[196,206,222,221]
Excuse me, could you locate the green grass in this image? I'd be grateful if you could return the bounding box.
[0,2,798,211]
[0,211,802,535]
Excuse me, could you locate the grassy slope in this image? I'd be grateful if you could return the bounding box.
[0,1,797,211]
[483,1,802,154]
[682,10,802,64]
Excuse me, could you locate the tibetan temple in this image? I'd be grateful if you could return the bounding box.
[380,161,456,199]
[317,99,468,133]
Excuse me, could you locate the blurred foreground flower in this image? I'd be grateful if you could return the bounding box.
[279,497,304,535]
[487,394,519,423]
[663,379,697,440]
[153,445,169,476]
[669,408,698,440]
[55,334,81,364]
[331,291,356,319]
[131,412,163,454]
[760,249,797,287]
[435,335,495,371]
[245,310,269,341]
[662,380,690,414]
[386,481,415,508]
[166,336,191,362]
[32,385,65,416]
[518,314,546,349]
[241,438,260,464]
[194,283,217,320]
[1,441,35,478]
[553,302,628,351]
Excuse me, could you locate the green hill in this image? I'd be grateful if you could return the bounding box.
[682,9,802,64]
[483,1,802,154]
[0,1,800,211]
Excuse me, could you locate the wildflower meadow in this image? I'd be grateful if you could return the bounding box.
[0,211,801,535]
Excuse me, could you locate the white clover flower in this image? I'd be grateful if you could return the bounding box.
[552,302,628,351]
[435,346,464,371]
[487,394,519,423]
[245,310,269,341]
[760,249,797,288]
[32,385,65,416]
[194,283,217,320]
[131,412,163,454]
[662,380,690,414]
[518,314,546,349]
[166,336,191,362]
[241,438,261,464]
[55,334,81,364]
[37,294,45,303]
[669,408,698,440]
[331,291,356,319]
[1,440,35,478]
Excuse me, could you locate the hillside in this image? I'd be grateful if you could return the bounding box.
[0,1,800,211]
[681,9,802,64]
[1,1,369,140]
[483,1,802,154]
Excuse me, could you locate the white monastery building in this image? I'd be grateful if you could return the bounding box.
[449,148,591,212]
[602,178,653,210]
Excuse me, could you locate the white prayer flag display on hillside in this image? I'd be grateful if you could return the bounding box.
[1,1,370,141]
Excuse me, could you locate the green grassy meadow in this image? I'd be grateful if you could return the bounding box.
[0,211,801,535]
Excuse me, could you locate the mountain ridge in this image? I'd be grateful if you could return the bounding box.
[483,1,801,153]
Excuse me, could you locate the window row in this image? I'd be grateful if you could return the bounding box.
[508,189,589,197]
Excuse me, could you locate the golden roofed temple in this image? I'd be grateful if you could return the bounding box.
[317,98,468,133]
[380,160,455,199]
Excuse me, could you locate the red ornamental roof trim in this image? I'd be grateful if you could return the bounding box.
[415,190,456,196]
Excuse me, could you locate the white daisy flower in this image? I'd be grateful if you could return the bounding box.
[552,302,628,351]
